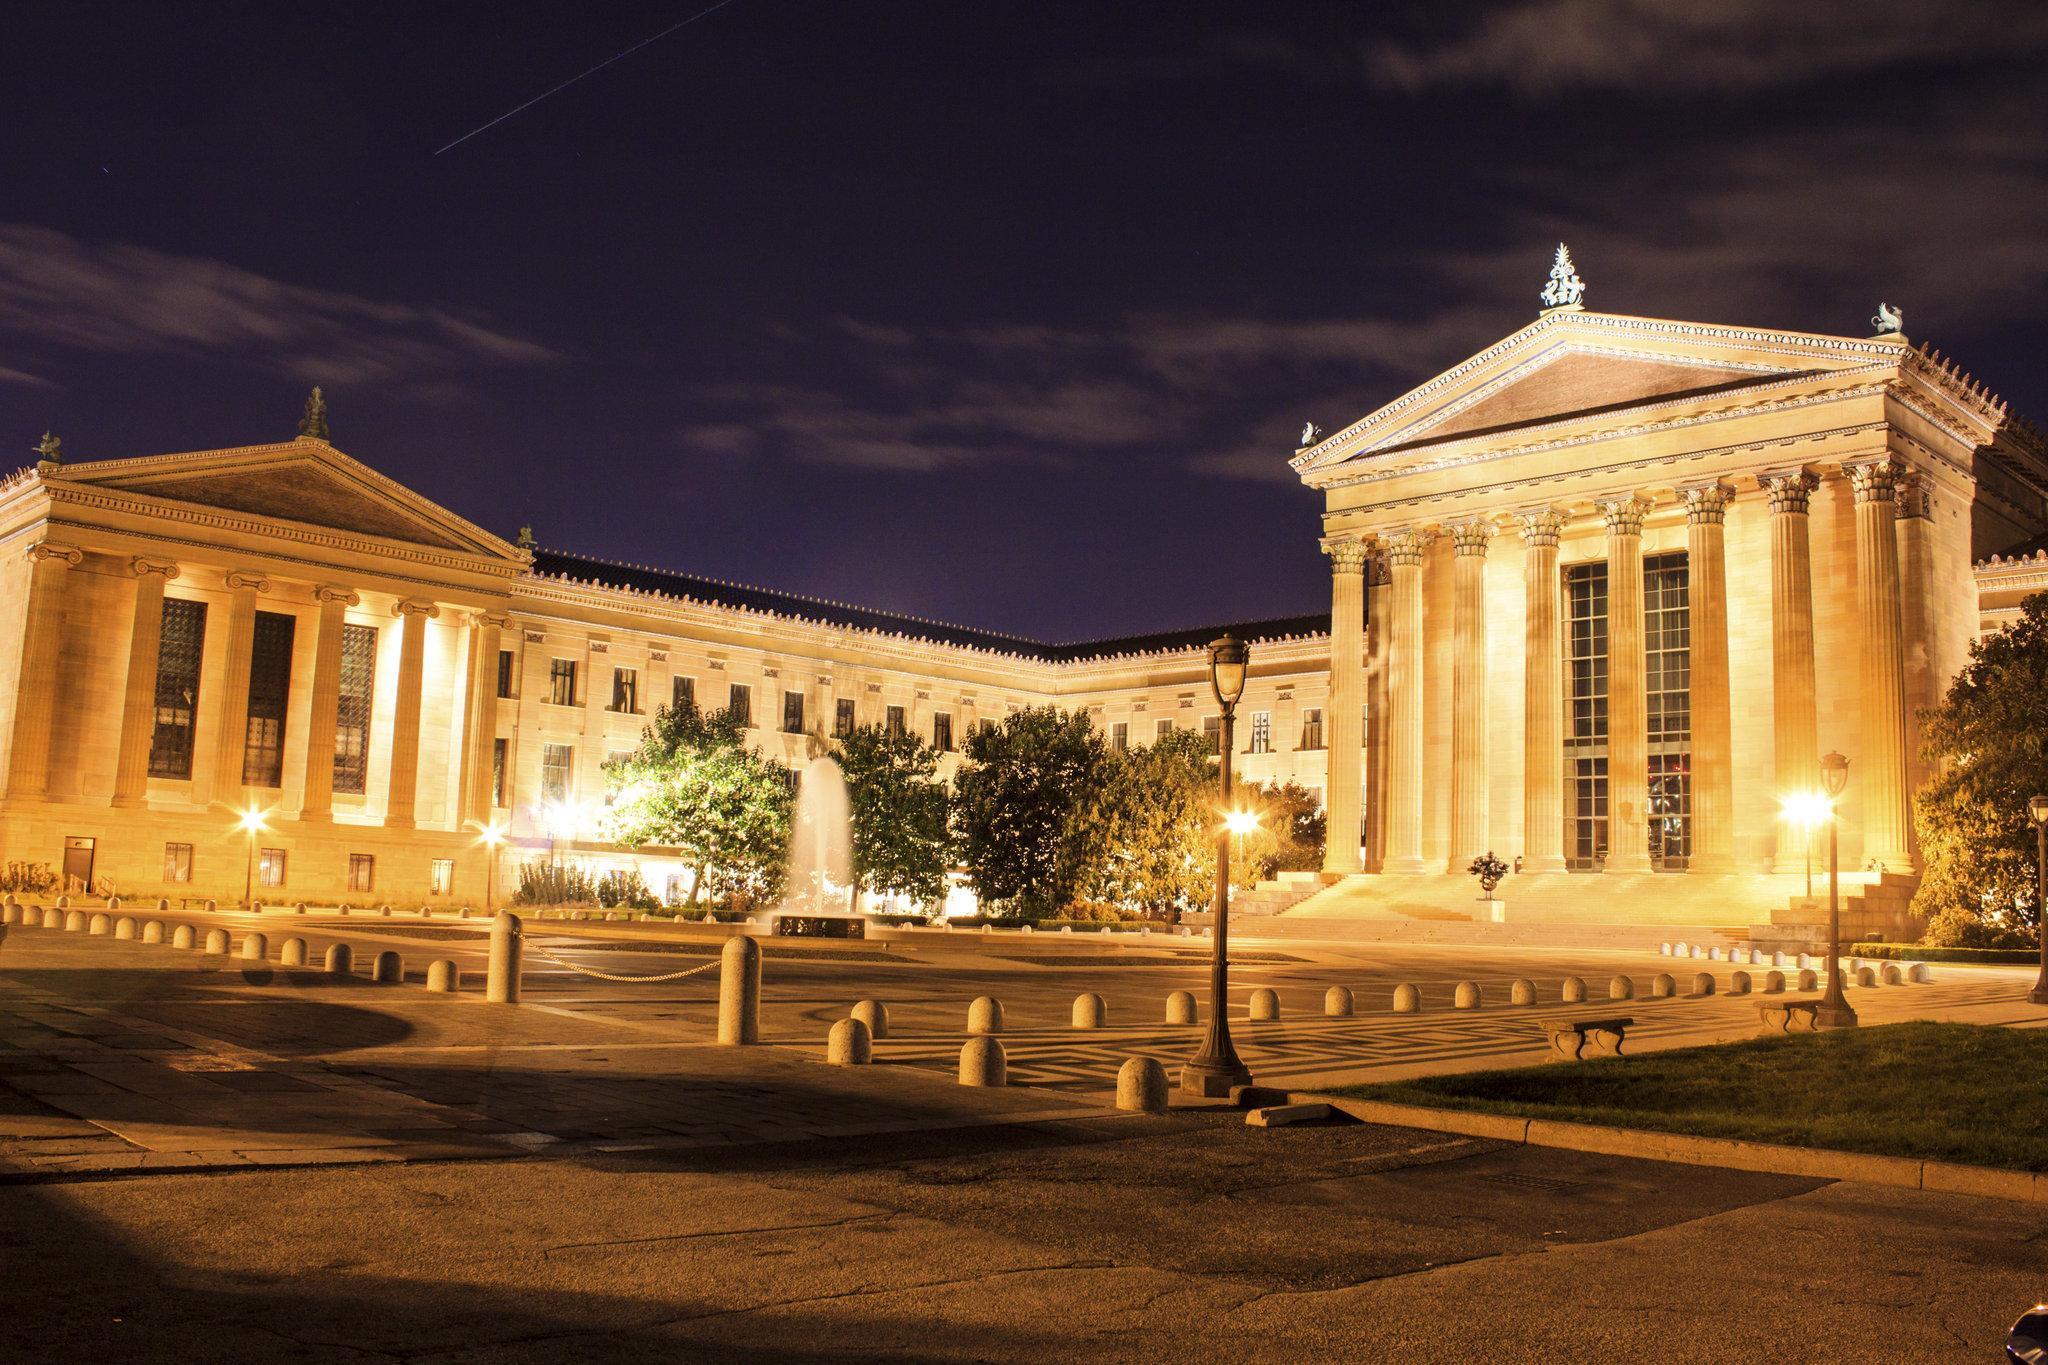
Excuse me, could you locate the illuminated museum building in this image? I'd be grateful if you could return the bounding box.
[2,272,2044,926]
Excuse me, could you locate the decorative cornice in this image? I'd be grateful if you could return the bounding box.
[1294,310,1917,476]
[1314,381,1893,495]
[41,481,525,582]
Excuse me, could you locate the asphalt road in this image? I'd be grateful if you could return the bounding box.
[5,1111,2037,1362]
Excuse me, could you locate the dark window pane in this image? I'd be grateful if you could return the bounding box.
[241,610,295,787]
[332,622,377,795]
[148,598,207,779]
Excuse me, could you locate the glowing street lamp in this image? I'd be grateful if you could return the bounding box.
[1815,751,1856,1030]
[1777,790,1831,901]
[236,804,269,908]
[2028,795,2048,1006]
[1183,634,1254,1097]
[475,819,509,916]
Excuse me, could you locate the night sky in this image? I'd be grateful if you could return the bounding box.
[5,2,2045,642]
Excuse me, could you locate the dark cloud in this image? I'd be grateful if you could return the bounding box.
[0,224,559,387]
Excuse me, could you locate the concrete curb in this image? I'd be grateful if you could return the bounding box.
[1299,1093,2045,1205]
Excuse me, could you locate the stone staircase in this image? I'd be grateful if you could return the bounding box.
[1229,871,1326,918]
[1750,870,1924,950]
[1237,914,1747,952]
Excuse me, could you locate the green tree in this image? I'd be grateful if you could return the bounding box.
[1913,591,2048,946]
[1240,780,1328,882]
[835,724,952,911]
[1082,728,1217,916]
[952,706,1108,919]
[603,701,794,908]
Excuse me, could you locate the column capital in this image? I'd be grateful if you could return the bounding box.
[1759,469,1819,515]
[314,585,359,607]
[1448,519,1496,557]
[1680,482,1736,525]
[1896,470,1933,520]
[474,611,511,629]
[393,599,440,620]
[1320,536,1370,574]
[1514,507,1568,546]
[1846,457,1906,503]
[1597,495,1649,536]
[26,541,83,568]
[128,556,179,581]
[224,570,271,593]
[1381,528,1432,566]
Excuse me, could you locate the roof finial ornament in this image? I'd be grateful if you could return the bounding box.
[1539,242,1585,312]
[31,430,61,468]
[1299,421,1323,448]
[516,524,535,550]
[1871,302,1905,339]
[297,386,330,441]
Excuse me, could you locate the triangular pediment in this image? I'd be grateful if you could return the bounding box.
[54,438,522,561]
[1296,311,1911,479]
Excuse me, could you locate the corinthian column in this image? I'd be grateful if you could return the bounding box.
[1895,474,1936,810]
[207,571,269,805]
[5,541,82,801]
[1682,484,1736,872]
[1600,497,1651,873]
[1320,538,1368,874]
[298,586,357,823]
[459,612,507,826]
[110,558,181,808]
[1762,471,1819,871]
[1364,556,1391,873]
[1848,459,1914,871]
[1448,520,1494,867]
[1382,529,1431,874]
[384,600,438,829]
[1518,508,1567,872]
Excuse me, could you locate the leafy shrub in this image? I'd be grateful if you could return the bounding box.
[595,868,660,911]
[513,861,596,907]
[0,861,58,894]
[1851,942,2038,964]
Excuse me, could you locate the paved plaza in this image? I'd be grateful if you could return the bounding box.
[2,910,2043,1359]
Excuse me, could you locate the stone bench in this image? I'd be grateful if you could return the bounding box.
[1758,1000,1822,1034]
[1544,1015,1634,1061]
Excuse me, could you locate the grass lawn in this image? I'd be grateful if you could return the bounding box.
[1326,1022,2048,1172]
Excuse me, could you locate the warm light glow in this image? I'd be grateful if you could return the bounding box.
[1207,634,1249,710]
[235,804,269,834]
[475,819,509,849]
[2029,794,2048,828]
[1777,791,1832,831]
[1223,809,1260,836]
[537,799,590,842]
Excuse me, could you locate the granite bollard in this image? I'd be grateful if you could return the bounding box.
[1763,970,1785,993]
[1691,972,1714,996]
[1509,979,1536,1006]
[1249,987,1281,1020]
[1798,968,1819,990]
[171,924,195,949]
[718,936,762,1044]
[371,949,403,983]
[852,998,890,1039]
[241,933,268,961]
[1650,973,1676,998]
[487,911,524,1004]
[203,928,230,954]
[1393,982,1421,1012]
[141,920,164,944]
[1072,992,1107,1028]
[1164,990,1197,1025]
[325,943,353,974]
[280,937,308,966]
[114,916,137,940]
[959,1035,1006,1087]
[88,913,111,935]
[426,960,460,993]
[1561,976,1587,1003]
[1324,985,1354,1017]
[1729,971,1751,995]
[1116,1056,1169,1112]
[1610,975,1635,1000]
[967,995,1005,1035]
[1453,981,1482,1010]
[828,1016,872,1065]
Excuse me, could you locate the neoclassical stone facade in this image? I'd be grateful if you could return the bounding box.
[1296,301,2048,910]
[0,438,1338,905]
[0,298,2041,921]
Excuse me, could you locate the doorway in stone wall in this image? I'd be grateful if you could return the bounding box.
[61,836,95,895]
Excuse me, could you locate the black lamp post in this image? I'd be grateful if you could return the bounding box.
[1815,751,1857,1029]
[1182,634,1254,1098]
[2029,795,2048,1006]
